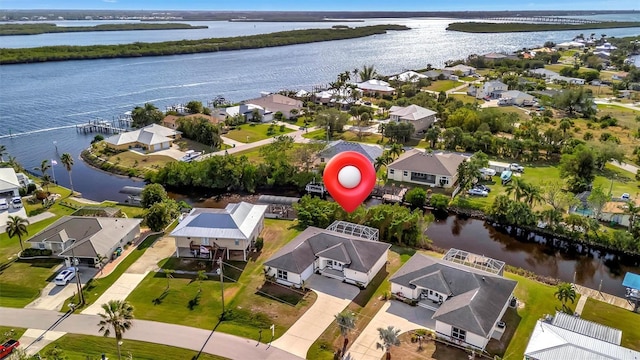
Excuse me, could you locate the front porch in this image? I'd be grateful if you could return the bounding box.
[320,267,345,281]
[176,244,228,261]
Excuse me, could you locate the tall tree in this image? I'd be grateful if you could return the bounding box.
[97,300,134,360]
[587,185,609,220]
[131,102,163,128]
[388,143,404,159]
[34,159,51,179]
[555,283,577,312]
[314,108,349,135]
[376,326,401,360]
[559,145,596,193]
[424,126,440,149]
[624,200,640,233]
[358,65,377,81]
[140,183,168,209]
[335,310,356,356]
[0,144,6,162]
[6,215,29,252]
[60,152,74,194]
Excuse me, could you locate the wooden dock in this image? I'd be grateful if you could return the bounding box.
[76,119,126,134]
[382,188,408,203]
[573,283,635,311]
[484,16,601,24]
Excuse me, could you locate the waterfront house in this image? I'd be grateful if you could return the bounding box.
[0,167,21,198]
[263,224,390,288]
[467,80,508,99]
[26,216,141,267]
[555,41,586,50]
[421,70,443,80]
[524,311,640,360]
[245,93,304,120]
[598,197,640,227]
[356,79,395,96]
[104,124,181,153]
[386,149,466,188]
[313,88,355,108]
[481,52,509,60]
[596,42,618,51]
[389,70,428,83]
[389,250,516,351]
[318,140,383,164]
[388,104,437,133]
[221,103,271,122]
[443,64,476,76]
[171,202,267,261]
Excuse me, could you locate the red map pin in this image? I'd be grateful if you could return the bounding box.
[323,151,376,213]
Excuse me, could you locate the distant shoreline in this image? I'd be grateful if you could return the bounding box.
[447,21,640,33]
[0,23,207,36]
[0,24,410,65]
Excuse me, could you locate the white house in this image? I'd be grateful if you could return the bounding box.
[104,124,181,153]
[389,251,516,351]
[0,167,21,198]
[171,202,267,261]
[222,103,273,122]
[529,68,560,80]
[388,105,437,133]
[525,311,640,360]
[468,80,508,99]
[263,225,390,288]
[389,70,428,83]
[387,149,467,188]
[556,41,586,50]
[356,79,395,96]
[443,64,476,76]
[596,42,618,51]
[498,90,536,106]
[245,93,304,120]
[27,216,141,267]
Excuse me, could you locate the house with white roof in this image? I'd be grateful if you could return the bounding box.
[389,70,428,83]
[389,250,516,350]
[596,42,618,51]
[171,202,267,261]
[356,79,395,96]
[498,90,536,106]
[221,103,272,122]
[264,224,390,288]
[443,64,476,76]
[468,80,508,99]
[556,41,586,50]
[104,124,181,153]
[0,167,21,198]
[388,104,437,133]
[524,311,640,360]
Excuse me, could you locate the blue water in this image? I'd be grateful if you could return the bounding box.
[0,16,639,200]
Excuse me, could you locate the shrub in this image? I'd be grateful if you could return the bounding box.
[34,189,47,200]
[255,237,264,252]
[21,248,53,257]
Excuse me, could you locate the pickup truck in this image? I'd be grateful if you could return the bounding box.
[0,339,20,359]
[509,163,525,173]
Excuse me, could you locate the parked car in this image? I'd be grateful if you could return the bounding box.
[467,188,489,197]
[10,197,22,209]
[0,199,8,211]
[0,339,20,359]
[479,168,496,177]
[54,267,76,286]
[621,193,631,201]
[474,184,491,192]
[509,163,525,173]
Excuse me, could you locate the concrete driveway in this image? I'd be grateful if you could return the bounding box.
[346,300,435,360]
[26,266,99,311]
[272,274,360,358]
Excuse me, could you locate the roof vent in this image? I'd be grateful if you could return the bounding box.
[482,276,486,281]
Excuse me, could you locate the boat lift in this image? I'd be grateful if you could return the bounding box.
[622,272,640,313]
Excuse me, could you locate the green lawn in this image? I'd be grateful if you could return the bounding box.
[224,123,293,143]
[302,129,327,141]
[449,93,481,105]
[39,334,227,360]
[0,216,62,263]
[425,80,460,92]
[580,298,640,351]
[0,258,62,307]
[126,219,314,341]
[0,326,26,342]
[62,234,163,311]
[596,103,640,128]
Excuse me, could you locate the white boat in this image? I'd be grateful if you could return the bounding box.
[180,150,202,162]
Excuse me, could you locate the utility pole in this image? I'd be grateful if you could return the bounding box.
[218,257,224,317]
[71,248,84,306]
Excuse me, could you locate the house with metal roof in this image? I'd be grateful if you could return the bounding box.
[388,104,437,133]
[524,311,640,360]
[171,202,267,261]
[104,124,181,153]
[387,149,467,188]
[0,167,21,198]
[263,225,390,288]
[389,70,429,83]
[26,216,141,267]
[443,64,476,76]
[389,251,516,350]
[318,140,383,164]
[498,90,536,106]
[356,79,396,96]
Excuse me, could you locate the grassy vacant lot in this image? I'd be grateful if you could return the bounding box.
[62,234,163,311]
[225,123,293,143]
[40,334,227,360]
[126,219,315,341]
[307,246,418,360]
[0,258,62,307]
[596,103,639,129]
[105,149,176,173]
[580,298,640,351]
[425,80,460,93]
[449,93,481,105]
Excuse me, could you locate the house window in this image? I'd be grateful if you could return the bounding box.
[235,239,240,246]
[202,238,210,246]
[389,169,395,175]
[38,243,46,250]
[320,158,325,163]
[451,327,466,342]
[326,260,333,267]
[403,171,408,177]
[441,177,449,185]
[277,269,288,280]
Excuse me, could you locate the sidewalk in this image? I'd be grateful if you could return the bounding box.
[0,307,301,360]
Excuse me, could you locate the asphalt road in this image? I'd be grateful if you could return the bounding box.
[0,307,302,360]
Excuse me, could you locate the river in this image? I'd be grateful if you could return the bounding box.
[1,16,639,201]
[426,215,640,297]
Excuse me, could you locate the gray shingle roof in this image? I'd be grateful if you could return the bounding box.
[320,140,383,163]
[264,227,390,274]
[390,253,516,337]
[388,149,466,177]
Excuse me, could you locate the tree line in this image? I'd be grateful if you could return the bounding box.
[1,24,409,65]
[0,22,206,36]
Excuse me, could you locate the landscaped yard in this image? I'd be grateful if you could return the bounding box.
[39,334,227,360]
[224,123,293,143]
[0,258,62,307]
[425,80,460,93]
[580,298,640,351]
[125,219,317,341]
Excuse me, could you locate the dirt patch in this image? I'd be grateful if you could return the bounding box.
[387,333,471,360]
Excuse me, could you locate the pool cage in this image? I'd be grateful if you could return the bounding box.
[326,221,379,241]
[442,248,506,276]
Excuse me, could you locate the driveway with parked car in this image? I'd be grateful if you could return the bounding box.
[25,266,98,311]
[0,200,27,234]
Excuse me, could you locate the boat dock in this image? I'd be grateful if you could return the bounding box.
[483,16,601,25]
[76,119,127,134]
[381,187,408,204]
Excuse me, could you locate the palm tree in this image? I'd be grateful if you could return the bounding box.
[0,144,6,162]
[505,177,525,201]
[624,201,640,233]
[96,254,108,275]
[388,144,404,159]
[165,269,176,290]
[558,119,572,137]
[60,152,74,194]
[335,310,356,356]
[6,215,29,252]
[376,326,401,360]
[196,270,208,293]
[555,283,577,311]
[522,182,543,207]
[98,300,134,360]
[374,152,393,172]
[41,174,52,193]
[359,65,377,82]
[34,159,51,179]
